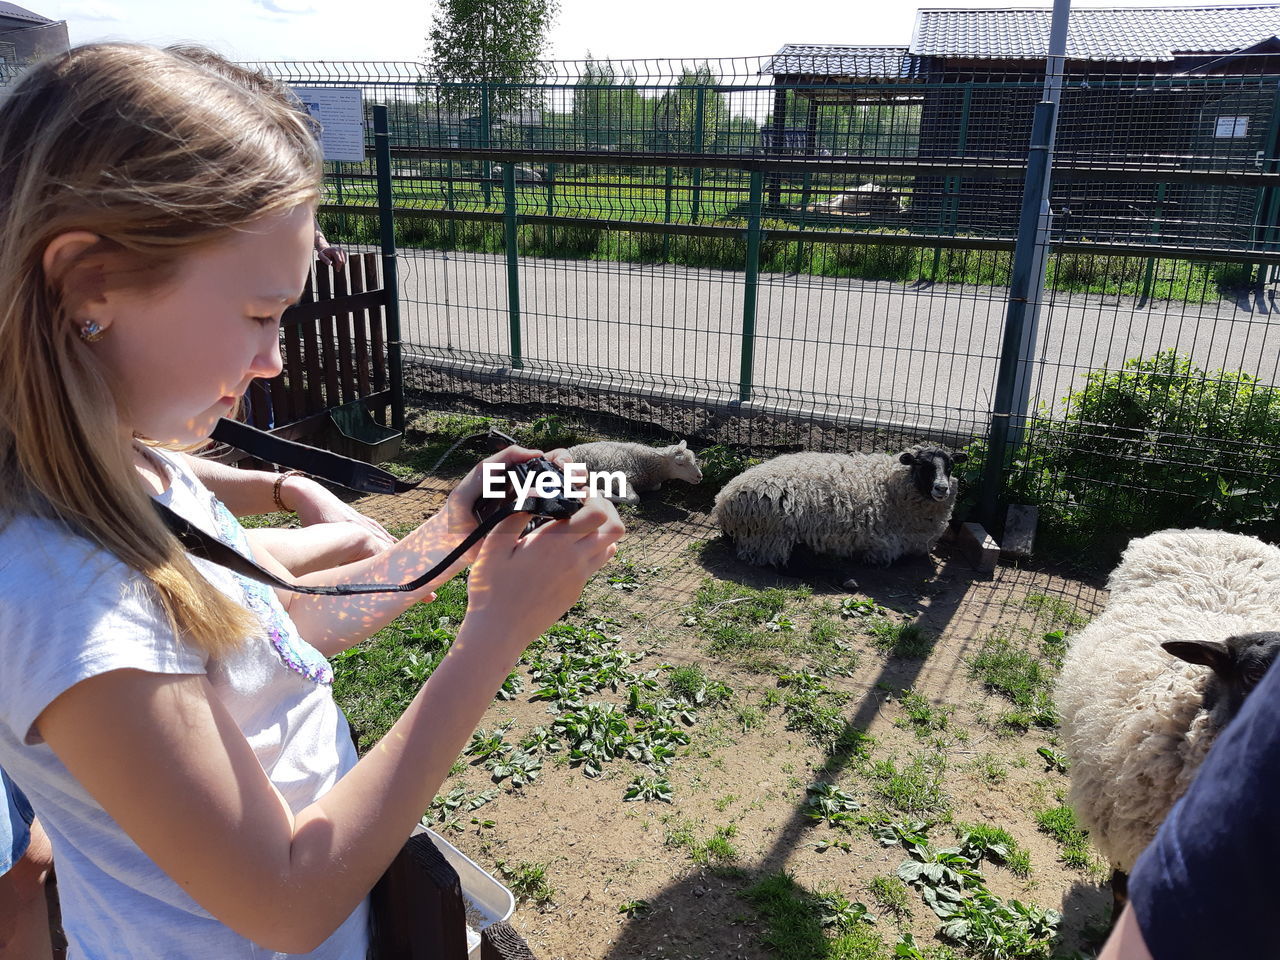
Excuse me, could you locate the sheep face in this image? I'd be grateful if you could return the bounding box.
[1162,631,1280,715]
[897,446,967,502]
[665,441,703,484]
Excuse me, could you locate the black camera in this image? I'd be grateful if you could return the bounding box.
[472,456,584,533]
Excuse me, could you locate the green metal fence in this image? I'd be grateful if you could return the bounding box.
[255,53,1280,551]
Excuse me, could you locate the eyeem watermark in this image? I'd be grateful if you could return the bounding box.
[481,461,628,506]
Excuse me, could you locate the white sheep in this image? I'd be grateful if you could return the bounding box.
[809,183,903,215]
[710,445,966,567]
[565,440,702,505]
[1056,528,1280,906]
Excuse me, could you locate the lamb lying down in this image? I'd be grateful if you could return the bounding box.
[564,440,702,504]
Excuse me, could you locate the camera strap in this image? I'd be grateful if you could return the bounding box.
[152,419,533,596]
[211,418,420,495]
[155,499,510,596]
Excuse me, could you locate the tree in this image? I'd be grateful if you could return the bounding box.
[652,64,726,154]
[572,56,652,149]
[426,0,560,116]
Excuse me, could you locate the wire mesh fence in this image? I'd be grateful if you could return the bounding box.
[254,53,1280,554]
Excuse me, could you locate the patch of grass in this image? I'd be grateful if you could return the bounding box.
[666,663,734,707]
[969,754,1009,786]
[332,575,470,750]
[1035,804,1095,870]
[869,874,913,921]
[665,819,739,866]
[867,619,935,658]
[954,823,1033,879]
[497,860,556,907]
[970,638,1059,728]
[1022,593,1087,628]
[744,872,886,960]
[866,752,950,819]
[894,689,953,738]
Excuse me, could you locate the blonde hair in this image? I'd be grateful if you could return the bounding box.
[0,44,323,656]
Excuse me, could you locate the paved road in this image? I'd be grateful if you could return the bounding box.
[390,249,1280,438]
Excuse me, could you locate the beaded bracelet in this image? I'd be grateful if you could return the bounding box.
[272,470,306,512]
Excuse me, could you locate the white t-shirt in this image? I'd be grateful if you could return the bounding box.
[0,449,369,960]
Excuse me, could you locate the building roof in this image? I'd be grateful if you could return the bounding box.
[0,2,54,25]
[762,44,922,77]
[910,5,1280,62]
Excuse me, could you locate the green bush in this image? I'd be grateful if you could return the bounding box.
[1008,349,1280,547]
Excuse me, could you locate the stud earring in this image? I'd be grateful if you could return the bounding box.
[78,319,107,343]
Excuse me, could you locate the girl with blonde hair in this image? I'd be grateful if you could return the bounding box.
[0,43,623,959]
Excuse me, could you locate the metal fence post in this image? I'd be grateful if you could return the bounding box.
[978,98,1058,528]
[481,82,493,207]
[691,86,706,224]
[502,162,523,369]
[372,105,404,432]
[739,170,763,402]
[662,166,674,261]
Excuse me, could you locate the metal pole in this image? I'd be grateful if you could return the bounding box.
[739,170,764,402]
[502,162,523,370]
[662,166,674,261]
[480,82,493,207]
[373,106,405,432]
[691,86,706,224]
[978,0,1071,528]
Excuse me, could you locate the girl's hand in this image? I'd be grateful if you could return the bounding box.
[462,493,624,648]
[439,444,543,541]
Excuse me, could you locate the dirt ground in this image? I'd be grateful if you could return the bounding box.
[353,475,1112,960]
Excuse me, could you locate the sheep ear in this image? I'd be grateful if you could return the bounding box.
[677,440,687,450]
[1163,639,1234,676]
[952,452,968,464]
[898,452,915,465]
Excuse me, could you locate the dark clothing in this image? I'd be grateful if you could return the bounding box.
[1129,656,1280,958]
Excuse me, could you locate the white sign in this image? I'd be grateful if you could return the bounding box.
[292,86,365,162]
[1215,115,1249,139]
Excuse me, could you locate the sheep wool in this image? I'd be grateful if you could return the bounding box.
[711,450,957,567]
[565,440,701,504]
[1056,528,1280,871]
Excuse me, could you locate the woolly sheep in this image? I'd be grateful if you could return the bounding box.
[565,440,702,505]
[711,445,966,567]
[809,183,903,215]
[1056,528,1280,903]
[491,162,546,184]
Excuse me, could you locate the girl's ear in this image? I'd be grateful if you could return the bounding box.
[42,231,112,327]
[42,231,102,286]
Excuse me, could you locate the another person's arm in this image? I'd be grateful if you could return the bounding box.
[183,453,394,573]
[314,224,346,271]
[1098,906,1152,960]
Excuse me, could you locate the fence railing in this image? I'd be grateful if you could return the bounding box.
[263,55,1280,547]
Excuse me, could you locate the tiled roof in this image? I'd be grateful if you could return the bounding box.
[762,45,923,77]
[911,5,1280,61]
[0,3,54,25]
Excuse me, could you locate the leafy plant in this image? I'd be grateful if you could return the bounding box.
[497,860,556,907]
[486,749,543,789]
[624,775,674,803]
[805,782,861,828]
[1037,746,1070,773]
[618,898,650,918]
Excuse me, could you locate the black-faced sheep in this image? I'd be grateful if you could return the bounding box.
[710,445,966,567]
[565,440,702,505]
[1055,528,1280,909]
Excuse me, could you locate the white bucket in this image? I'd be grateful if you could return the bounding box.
[415,825,516,959]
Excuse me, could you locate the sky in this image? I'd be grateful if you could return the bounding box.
[26,0,1227,65]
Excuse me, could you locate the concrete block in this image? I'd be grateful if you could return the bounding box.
[959,521,1000,575]
[1002,504,1039,558]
